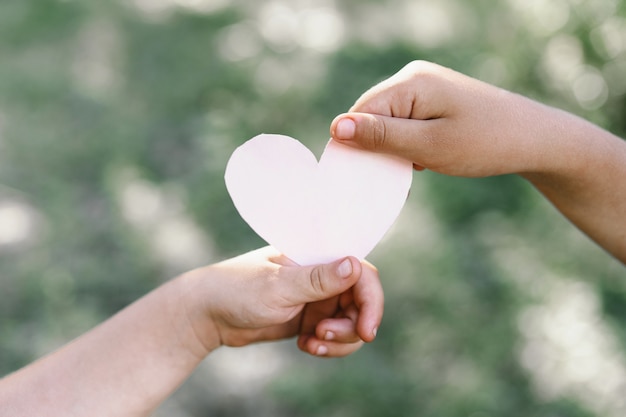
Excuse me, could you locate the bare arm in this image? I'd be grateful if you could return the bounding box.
[0,276,204,417]
[329,61,626,263]
[518,102,626,262]
[0,248,383,417]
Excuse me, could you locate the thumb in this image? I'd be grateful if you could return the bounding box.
[285,257,362,305]
[330,112,432,166]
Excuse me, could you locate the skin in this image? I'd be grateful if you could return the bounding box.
[330,60,626,263]
[0,247,383,417]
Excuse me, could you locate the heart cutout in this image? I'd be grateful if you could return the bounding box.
[225,134,413,265]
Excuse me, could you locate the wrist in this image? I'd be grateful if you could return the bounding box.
[518,103,621,189]
[497,91,592,182]
[172,269,223,358]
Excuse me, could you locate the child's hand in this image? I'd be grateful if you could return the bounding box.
[330,60,626,263]
[330,60,564,178]
[181,247,383,357]
[0,247,382,416]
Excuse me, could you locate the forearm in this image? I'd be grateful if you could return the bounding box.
[518,99,626,263]
[0,275,213,417]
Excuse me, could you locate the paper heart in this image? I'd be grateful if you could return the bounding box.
[224,134,413,265]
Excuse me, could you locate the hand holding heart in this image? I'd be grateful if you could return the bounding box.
[225,134,413,265]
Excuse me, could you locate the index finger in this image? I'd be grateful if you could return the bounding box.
[352,261,384,342]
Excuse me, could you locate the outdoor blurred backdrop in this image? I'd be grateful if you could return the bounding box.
[1,0,626,416]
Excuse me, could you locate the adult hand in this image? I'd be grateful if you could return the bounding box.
[182,247,383,357]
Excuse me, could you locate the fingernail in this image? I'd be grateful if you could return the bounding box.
[372,327,378,338]
[335,118,355,141]
[324,331,335,341]
[337,259,353,278]
[316,345,328,356]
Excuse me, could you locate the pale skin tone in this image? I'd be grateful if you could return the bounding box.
[0,247,383,417]
[330,60,626,264]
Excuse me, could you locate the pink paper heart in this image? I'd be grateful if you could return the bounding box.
[224,134,413,265]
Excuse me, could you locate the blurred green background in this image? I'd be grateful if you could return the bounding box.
[1,0,626,416]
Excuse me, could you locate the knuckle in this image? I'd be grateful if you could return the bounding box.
[309,266,326,295]
[404,60,437,78]
[402,61,441,96]
[371,117,388,152]
[404,59,429,73]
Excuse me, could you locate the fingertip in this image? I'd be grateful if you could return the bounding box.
[315,345,329,356]
[364,326,379,343]
[298,335,328,357]
[356,319,376,343]
[362,259,379,274]
[334,117,356,141]
[302,337,364,358]
[350,256,363,279]
[293,257,360,303]
[335,256,362,280]
[336,258,353,279]
[330,113,349,139]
